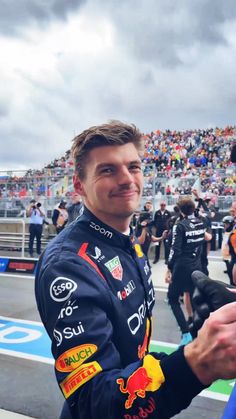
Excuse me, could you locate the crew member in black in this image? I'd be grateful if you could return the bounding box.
[153,201,171,263]
[164,207,182,264]
[221,215,235,284]
[192,189,213,275]
[165,197,211,346]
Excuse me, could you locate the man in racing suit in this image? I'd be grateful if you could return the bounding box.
[35,121,236,419]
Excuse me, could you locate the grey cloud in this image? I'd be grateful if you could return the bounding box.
[88,0,236,68]
[189,0,236,44]
[0,0,85,36]
[0,101,9,118]
[0,0,236,170]
[139,70,155,87]
[0,117,70,170]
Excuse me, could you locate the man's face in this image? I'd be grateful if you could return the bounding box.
[145,202,152,212]
[160,203,166,210]
[74,143,143,227]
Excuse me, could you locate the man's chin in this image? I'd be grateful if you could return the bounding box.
[109,199,140,218]
[115,208,137,219]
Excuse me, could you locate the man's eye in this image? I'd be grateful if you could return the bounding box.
[101,168,113,174]
[130,165,142,171]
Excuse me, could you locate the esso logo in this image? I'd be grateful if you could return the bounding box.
[50,277,77,302]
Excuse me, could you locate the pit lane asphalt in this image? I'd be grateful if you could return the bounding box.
[0,253,230,419]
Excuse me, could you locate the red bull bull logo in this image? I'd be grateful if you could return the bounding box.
[117,355,165,409]
[117,367,152,409]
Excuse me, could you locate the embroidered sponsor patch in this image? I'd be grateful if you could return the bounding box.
[117,355,165,409]
[50,277,77,302]
[117,280,136,301]
[105,256,123,280]
[60,361,102,398]
[90,246,105,261]
[55,344,97,372]
[78,242,106,281]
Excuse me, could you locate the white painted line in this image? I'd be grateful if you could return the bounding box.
[0,315,42,326]
[0,273,34,279]
[152,339,177,348]
[0,409,35,418]
[0,348,54,365]
[200,390,228,402]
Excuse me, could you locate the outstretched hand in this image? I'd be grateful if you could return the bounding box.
[185,300,236,385]
[189,271,236,335]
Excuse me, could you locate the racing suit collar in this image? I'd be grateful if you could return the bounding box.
[79,206,134,249]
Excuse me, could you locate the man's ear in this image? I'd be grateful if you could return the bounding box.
[73,174,85,197]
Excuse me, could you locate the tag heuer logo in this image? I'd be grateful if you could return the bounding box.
[105,256,123,281]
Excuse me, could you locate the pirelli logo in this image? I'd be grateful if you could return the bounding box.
[60,361,102,398]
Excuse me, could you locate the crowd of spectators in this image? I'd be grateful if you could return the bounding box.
[0,126,235,204]
[142,126,236,200]
[143,126,234,170]
[0,150,74,201]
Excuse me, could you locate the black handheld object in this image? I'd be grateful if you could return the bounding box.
[189,271,236,336]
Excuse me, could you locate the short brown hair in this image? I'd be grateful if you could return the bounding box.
[71,120,144,179]
[177,197,195,216]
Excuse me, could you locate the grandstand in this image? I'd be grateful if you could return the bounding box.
[0,125,235,214]
[0,125,235,257]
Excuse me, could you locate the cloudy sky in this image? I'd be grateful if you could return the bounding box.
[1,0,236,171]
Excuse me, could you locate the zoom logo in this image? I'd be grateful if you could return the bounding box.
[89,222,113,238]
[50,277,77,302]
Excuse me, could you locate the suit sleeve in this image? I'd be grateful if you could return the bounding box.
[36,257,206,418]
[167,223,184,271]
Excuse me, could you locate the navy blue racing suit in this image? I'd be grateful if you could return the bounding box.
[35,206,205,419]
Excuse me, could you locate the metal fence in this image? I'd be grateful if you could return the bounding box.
[0,166,235,217]
[0,218,26,257]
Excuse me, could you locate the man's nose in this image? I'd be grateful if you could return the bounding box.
[117,167,133,184]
